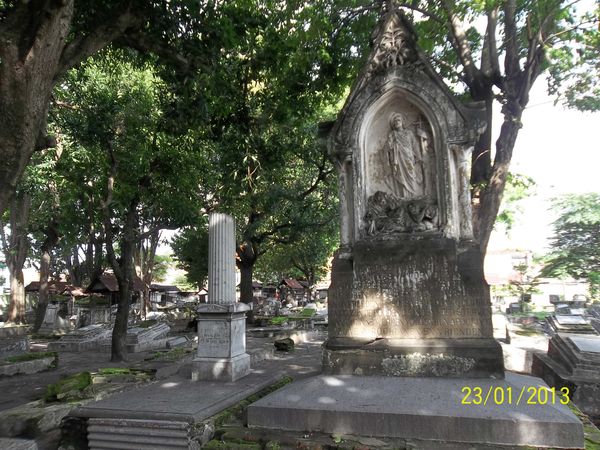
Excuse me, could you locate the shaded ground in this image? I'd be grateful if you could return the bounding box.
[0,332,324,413]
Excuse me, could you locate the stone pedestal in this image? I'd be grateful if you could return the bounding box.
[324,238,504,378]
[191,213,251,382]
[191,303,251,382]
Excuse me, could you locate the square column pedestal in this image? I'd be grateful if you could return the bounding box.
[191,303,251,382]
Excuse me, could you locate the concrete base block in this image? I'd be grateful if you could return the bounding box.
[191,353,251,382]
[248,373,584,449]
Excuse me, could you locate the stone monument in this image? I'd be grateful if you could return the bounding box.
[191,213,251,382]
[247,6,583,447]
[323,7,502,378]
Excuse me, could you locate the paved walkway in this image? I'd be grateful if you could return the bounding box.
[0,333,324,413]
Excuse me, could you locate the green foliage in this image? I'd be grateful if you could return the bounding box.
[171,221,209,289]
[541,193,600,300]
[496,173,536,233]
[151,254,172,283]
[547,4,600,111]
[269,316,288,326]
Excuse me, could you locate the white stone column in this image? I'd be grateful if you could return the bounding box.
[192,212,251,382]
[208,213,236,305]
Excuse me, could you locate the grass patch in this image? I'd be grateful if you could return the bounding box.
[268,316,288,326]
[3,351,57,364]
[137,319,157,329]
[149,347,192,361]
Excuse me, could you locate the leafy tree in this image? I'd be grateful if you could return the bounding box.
[0,0,219,216]
[189,2,351,303]
[254,220,338,286]
[171,223,209,290]
[53,54,206,360]
[541,193,600,301]
[495,173,536,233]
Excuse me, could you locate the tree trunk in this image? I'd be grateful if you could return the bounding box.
[1,192,31,324]
[7,269,26,323]
[34,222,61,331]
[237,240,258,305]
[0,1,75,216]
[474,106,524,254]
[110,208,136,362]
[239,263,253,305]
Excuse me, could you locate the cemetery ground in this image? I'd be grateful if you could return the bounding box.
[0,315,599,449]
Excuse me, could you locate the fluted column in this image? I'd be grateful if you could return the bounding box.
[208,213,236,305]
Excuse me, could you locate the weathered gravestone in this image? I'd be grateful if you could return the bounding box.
[321,9,502,378]
[191,213,251,382]
[37,304,73,335]
[248,6,583,447]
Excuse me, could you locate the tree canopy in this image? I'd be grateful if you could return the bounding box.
[541,193,600,300]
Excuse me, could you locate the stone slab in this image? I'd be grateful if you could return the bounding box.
[247,373,584,449]
[555,315,588,326]
[72,370,285,423]
[569,335,600,354]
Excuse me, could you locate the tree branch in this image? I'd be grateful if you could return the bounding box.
[439,0,481,87]
[57,5,141,77]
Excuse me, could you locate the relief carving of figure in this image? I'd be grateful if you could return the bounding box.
[382,112,423,198]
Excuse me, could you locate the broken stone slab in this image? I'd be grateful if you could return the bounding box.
[125,323,170,345]
[165,336,189,349]
[0,438,38,450]
[0,355,57,377]
[48,324,112,352]
[247,373,584,449]
[0,337,29,359]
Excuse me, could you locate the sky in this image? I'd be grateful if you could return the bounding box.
[487,80,600,254]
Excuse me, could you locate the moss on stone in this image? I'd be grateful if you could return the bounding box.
[3,351,57,364]
[44,372,92,403]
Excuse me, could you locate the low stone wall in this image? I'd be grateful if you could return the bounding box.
[0,337,29,359]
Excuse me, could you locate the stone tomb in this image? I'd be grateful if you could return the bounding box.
[248,6,583,448]
[48,324,112,352]
[321,7,501,378]
[37,304,73,335]
[546,314,596,335]
[47,322,170,353]
[534,333,600,419]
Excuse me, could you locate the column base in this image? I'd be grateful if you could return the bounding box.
[191,353,251,382]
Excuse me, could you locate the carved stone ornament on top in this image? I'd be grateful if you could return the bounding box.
[367,12,418,78]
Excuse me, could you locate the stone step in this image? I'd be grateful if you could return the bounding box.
[87,418,189,450]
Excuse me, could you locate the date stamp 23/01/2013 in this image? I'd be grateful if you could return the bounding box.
[460,386,570,406]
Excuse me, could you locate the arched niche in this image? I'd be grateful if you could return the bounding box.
[353,87,449,239]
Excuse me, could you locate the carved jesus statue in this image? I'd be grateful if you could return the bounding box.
[384,112,423,198]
